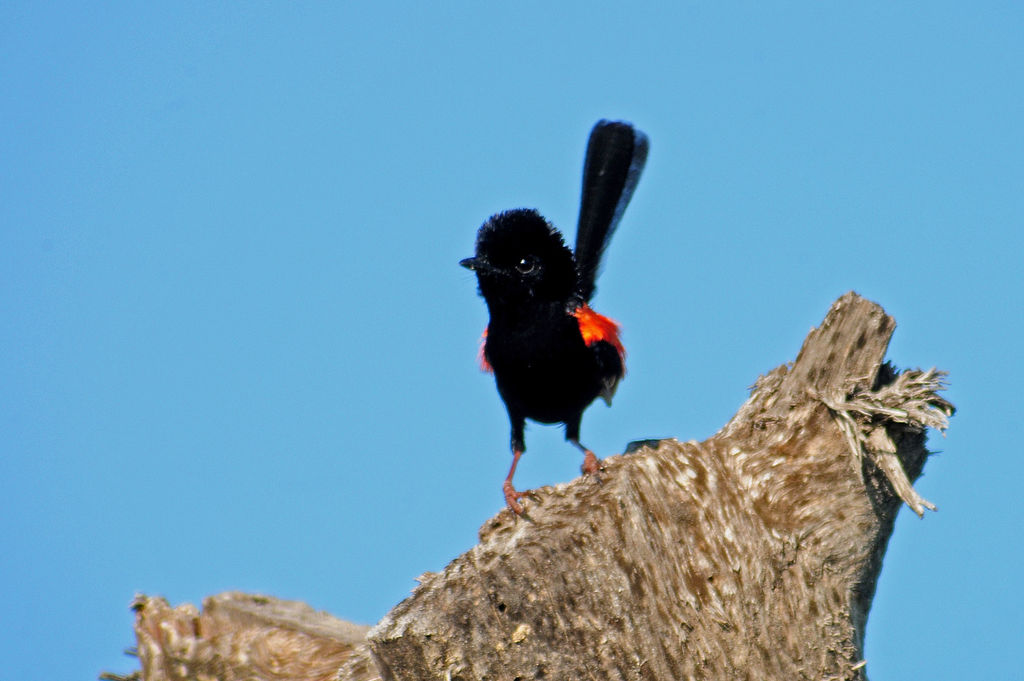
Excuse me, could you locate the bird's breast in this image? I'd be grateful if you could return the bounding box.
[484,310,607,422]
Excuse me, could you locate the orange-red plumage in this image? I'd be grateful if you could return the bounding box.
[478,327,493,373]
[573,304,625,364]
[477,306,622,375]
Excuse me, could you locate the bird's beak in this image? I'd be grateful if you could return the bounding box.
[461,256,498,276]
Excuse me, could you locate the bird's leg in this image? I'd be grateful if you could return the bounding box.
[565,415,602,476]
[503,416,533,515]
[569,438,603,475]
[502,448,530,515]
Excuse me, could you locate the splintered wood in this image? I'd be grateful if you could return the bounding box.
[119,293,953,681]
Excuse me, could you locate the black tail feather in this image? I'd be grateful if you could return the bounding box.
[574,120,649,302]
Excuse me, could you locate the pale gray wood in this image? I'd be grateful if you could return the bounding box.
[115,293,953,681]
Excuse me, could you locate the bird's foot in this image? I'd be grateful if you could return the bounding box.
[581,449,603,476]
[503,480,536,515]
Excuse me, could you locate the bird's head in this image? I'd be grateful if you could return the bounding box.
[460,209,577,307]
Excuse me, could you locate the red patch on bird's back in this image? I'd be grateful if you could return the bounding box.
[477,306,624,373]
[478,327,493,373]
[573,304,625,361]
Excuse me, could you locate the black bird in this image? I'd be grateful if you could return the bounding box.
[460,120,649,514]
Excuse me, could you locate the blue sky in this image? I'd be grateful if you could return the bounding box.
[2,3,1021,679]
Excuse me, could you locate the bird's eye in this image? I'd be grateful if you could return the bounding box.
[516,256,539,274]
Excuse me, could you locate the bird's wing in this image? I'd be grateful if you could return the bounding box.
[573,304,626,405]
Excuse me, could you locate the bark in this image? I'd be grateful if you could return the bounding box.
[112,292,953,681]
[109,592,376,681]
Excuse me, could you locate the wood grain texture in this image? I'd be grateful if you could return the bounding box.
[127,592,378,681]
[368,293,951,681]
[113,293,953,681]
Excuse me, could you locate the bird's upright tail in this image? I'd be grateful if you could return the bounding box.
[574,120,649,302]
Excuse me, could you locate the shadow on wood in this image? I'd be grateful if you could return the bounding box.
[113,292,953,681]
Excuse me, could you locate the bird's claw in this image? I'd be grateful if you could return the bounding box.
[503,480,538,515]
[580,449,603,476]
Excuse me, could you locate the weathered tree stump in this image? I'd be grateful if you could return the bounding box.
[115,292,953,681]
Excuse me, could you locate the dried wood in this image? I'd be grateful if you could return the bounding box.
[115,292,953,681]
[128,592,378,681]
